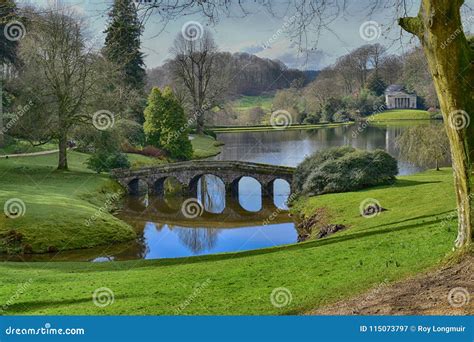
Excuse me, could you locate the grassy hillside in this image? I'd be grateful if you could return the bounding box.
[0,152,136,254]
[0,168,457,314]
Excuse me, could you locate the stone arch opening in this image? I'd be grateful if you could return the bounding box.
[153,176,184,197]
[272,178,291,209]
[233,176,262,212]
[128,178,148,196]
[189,174,226,213]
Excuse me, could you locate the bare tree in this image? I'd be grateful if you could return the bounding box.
[16,8,95,169]
[170,29,226,133]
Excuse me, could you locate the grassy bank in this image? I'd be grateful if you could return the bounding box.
[0,152,137,254]
[0,168,457,314]
[190,134,223,158]
[211,122,353,133]
[369,109,432,121]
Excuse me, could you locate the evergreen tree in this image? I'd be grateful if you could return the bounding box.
[366,74,387,97]
[103,0,145,90]
[143,87,164,147]
[160,87,193,161]
[0,0,19,66]
[143,87,193,161]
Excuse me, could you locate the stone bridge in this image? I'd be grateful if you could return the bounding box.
[111,160,295,198]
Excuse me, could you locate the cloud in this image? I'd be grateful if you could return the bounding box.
[273,50,327,70]
[241,45,266,54]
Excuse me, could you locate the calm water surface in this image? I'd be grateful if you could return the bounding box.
[11,123,450,262]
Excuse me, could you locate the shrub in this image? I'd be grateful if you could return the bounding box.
[293,147,398,195]
[122,143,167,158]
[86,151,131,173]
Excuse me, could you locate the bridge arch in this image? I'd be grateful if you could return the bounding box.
[271,178,292,209]
[152,176,185,197]
[127,178,148,196]
[232,176,263,212]
[189,174,226,214]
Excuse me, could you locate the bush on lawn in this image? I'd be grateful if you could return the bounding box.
[293,147,398,195]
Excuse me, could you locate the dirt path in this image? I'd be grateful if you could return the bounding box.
[307,255,473,315]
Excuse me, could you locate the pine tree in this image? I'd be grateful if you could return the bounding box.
[103,0,145,90]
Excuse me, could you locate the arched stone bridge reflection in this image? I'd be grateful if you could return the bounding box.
[111,160,295,199]
[119,196,293,229]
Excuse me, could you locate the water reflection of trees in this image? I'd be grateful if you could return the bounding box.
[173,226,220,253]
[198,175,226,213]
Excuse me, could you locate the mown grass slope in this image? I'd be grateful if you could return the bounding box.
[370,109,432,121]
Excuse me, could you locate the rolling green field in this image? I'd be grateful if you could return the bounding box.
[369,109,432,121]
[0,168,457,314]
[229,94,274,113]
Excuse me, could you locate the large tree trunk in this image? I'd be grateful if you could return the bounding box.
[400,0,474,248]
[58,131,68,170]
[0,79,4,148]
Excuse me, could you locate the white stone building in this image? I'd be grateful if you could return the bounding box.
[384,85,417,109]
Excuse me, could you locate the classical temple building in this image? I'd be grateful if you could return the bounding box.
[384,84,417,109]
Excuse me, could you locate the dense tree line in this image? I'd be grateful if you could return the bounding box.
[147,52,309,97]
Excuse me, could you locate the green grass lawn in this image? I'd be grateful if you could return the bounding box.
[0,168,458,315]
[229,94,274,113]
[0,151,139,254]
[370,109,432,121]
[190,134,223,158]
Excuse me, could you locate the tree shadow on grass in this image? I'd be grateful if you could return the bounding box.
[356,179,442,193]
[3,296,95,314]
[356,210,455,232]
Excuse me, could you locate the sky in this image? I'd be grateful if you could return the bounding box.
[20,0,474,70]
